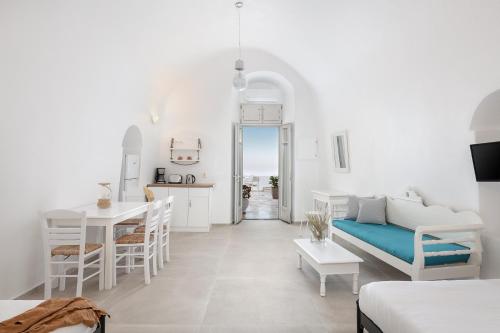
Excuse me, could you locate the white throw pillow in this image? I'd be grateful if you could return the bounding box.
[356,197,387,224]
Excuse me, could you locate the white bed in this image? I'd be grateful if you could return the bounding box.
[0,300,95,333]
[359,279,500,333]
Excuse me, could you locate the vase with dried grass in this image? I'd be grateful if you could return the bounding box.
[305,210,330,243]
[97,182,112,209]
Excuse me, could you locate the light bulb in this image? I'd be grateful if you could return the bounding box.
[233,71,247,91]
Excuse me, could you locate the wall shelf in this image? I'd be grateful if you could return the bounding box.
[169,148,201,151]
[170,159,200,165]
[169,137,202,165]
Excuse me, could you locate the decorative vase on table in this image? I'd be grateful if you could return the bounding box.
[97,182,112,209]
[306,210,329,243]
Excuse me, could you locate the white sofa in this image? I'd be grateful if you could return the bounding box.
[329,194,484,281]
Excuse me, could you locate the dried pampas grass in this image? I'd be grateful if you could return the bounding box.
[306,210,330,242]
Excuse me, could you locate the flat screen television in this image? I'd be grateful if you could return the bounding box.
[470,141,500,182]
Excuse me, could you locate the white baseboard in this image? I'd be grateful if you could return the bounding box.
[171,226,210,232]
[211,221,232,225]
[11,279,44,300]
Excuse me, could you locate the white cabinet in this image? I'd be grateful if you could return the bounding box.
[241,104,282,124]
[311,190,350,219]
[241,104,261,122]
[186,188,211,228]
[262,104,282,123]
[149,187,169,201]
[169,187,189,228]
[149,185,212,232]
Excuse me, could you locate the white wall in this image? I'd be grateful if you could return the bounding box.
[475,131,500,279]
[472,90,500,278]
[0,1,166,298]
[312,1,500,278]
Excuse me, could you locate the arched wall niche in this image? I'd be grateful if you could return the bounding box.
[470,90,500,278]
[119,125,143,201]
[470,89,500,132]
[122,125,143,154]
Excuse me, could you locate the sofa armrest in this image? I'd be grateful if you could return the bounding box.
[415,223,483,234]
[413,224,483,269]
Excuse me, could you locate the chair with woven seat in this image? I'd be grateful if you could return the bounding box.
[114,186,155,231]
[113,200,162,285]
[41,210,104,299]
[135,195,173,269]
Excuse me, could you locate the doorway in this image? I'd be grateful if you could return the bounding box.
[242,126,279,219]
[233,123,293,224]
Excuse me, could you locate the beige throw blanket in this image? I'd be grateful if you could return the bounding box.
[0,297,108,333]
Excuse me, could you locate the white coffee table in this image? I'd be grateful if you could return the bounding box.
[294,238,363,296]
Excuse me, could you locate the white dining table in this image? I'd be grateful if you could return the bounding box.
[73,201,150,290]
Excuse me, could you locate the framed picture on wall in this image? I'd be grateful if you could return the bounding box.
[331,131,350,173]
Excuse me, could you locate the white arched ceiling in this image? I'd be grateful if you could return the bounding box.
[153,48,322,223]
[4,0,500,298]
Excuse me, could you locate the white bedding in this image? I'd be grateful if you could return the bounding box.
[359,279,500,333]
[0,300,95,333]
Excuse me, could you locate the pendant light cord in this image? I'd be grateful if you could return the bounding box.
[237,4,242,59]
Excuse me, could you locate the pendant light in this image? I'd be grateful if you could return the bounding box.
[232,1,247,91]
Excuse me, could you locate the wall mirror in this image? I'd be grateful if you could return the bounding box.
[331,131,350,173]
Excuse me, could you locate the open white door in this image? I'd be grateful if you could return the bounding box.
[279,123,293,223]
[233,123,243,224]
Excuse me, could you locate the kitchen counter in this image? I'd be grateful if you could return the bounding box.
[148,183,214,232]
[148,183,215,188]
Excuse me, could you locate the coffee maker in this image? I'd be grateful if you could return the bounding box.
[155,168,166,184]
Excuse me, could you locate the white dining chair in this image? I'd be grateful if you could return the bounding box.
[114,187,155,238]
[41,210,104,299]
[136,196,173,269]
[113,200,161,285]
[159,196,174,267]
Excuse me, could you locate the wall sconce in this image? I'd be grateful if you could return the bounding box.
[150,112,160,124]
[150,107,160,124]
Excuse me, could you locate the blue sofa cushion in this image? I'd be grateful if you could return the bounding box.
[332,219,470,266]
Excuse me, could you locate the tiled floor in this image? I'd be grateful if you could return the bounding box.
[244,189,278,220]
[20,221,408,332]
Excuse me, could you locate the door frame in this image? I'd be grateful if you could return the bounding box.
[279,123,294,223]
[232,123,294,223]
[232,123,243,224]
